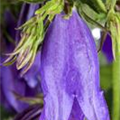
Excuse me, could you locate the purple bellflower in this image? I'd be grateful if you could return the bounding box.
[40,10,110,120]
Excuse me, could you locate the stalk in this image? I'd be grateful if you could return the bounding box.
[112,50,120,120]
[106,0,117,10]
[95,0,107,13]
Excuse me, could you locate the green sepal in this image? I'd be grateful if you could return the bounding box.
[12,91,43,105]
[107,10,120,59]
[3,56,17,66]
[77,0,107,14]
[35,1,55,15]
[76,2,107,31]
[17,17,36,30]
[4,0,64,75]
[106,0,117,10]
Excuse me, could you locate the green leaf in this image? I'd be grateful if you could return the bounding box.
[3,56,17,66]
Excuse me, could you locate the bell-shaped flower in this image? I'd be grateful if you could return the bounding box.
[40,10,110,120]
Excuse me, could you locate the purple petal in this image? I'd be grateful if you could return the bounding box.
[23,51,41,88]
[26,4,39,20]
[102,34,113,63]
[16,4,39,41]
[15,3,29,41]
[40,13,75,120]
[0,83,13,111]
[1,3,41,112]
[1,65,28,112]
[40,10,110,120]
[67,11,110,120]
[68,98,84,120]
[4,10,16,39]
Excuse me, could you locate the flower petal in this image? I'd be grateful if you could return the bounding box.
[23,51,41,88]
[68,98,84,120]
[68,11,110,120]
[102,34,113,63]
[1,65,28,112]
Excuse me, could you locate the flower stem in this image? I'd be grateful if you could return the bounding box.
[95,0,107,13]
[112,51,120,120]
[106,0,117,10]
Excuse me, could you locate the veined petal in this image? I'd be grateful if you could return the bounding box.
[67,10,110,120]
[40,9,110,120]
[40,12,75,120]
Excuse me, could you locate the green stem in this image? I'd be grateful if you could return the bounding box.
[95,0,107,13]
[75,0,107,13]
[112,51,120,120]
[106,0,117,10]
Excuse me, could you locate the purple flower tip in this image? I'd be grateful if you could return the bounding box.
[102,34,113,63]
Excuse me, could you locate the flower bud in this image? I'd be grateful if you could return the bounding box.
[40,10,110,120]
